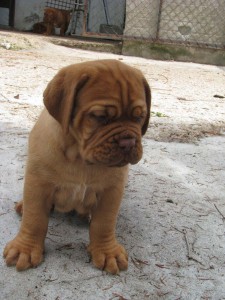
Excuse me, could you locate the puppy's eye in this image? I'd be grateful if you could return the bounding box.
[91,114,109,125]
[134,115,144,123]
[96,115,109,125]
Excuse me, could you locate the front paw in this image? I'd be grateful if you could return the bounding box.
[88,242,128,274]
[3,235,43,271]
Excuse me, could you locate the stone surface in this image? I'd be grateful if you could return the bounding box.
[0,31,225,300]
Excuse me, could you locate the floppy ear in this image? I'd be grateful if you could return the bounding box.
[43,70,89,134]
[141,77,151,135]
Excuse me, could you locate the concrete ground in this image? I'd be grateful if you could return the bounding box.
[0,31,225,300]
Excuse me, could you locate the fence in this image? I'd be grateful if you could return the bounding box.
[45,0,225,49]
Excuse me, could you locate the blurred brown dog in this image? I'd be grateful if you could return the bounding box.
[3,60,151,274]
[43,7,71,36]
[33,22,47,34]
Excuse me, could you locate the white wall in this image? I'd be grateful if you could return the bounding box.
[0,8,9,26]
[14,0,45,30]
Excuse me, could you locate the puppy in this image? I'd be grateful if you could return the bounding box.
[33,22,47,34]
[3,60,151,274]
[43,7,71,36]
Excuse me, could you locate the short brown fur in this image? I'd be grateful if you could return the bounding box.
[3,59,151,274]
[43,7,71,36]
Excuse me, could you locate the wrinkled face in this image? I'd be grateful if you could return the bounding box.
[43,9,54,23]
[70,73,148,167]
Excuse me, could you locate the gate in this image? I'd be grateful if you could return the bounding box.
[44,0,225,49]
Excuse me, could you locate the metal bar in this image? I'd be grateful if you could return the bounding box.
[9,0,15,27]
[156,0,163,41]
[82,0,88,35]
[102,0,110,24]
[73,1,80,34]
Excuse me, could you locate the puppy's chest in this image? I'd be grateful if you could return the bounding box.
[53,166,103,213]
[62,159,106,188]
[53,183,92,213]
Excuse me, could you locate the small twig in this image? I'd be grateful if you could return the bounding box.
[6,84,28,89]
[45,277,58,282]
[155,263,170,269]
[0,93,10,101]
[198,277,215,281]
[112,293,129,300]
[159,73,168,83]
[171,226,183,234]
[102,284,114,291]
[183,230,192,256]
[48,231,62,237]
[131,256,149,269]
[34,64,58,70]
[183,229,204,265]
[173,227,205,265]
[134,258,149,266]
[213,94,225,99]
[13,105,30,109]
[45,236,57,243]
[214,204,225,221]
[131,257,140,269]
[160,277,166,286]
[56,243,75,251]
[177,97,193,101]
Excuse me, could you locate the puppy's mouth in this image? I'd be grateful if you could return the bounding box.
[85,156,134,168]
[84,141,142,167]
[81,127,143,167]
[104,157,131,168]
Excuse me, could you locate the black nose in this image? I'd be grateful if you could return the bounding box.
[118,138,136,152]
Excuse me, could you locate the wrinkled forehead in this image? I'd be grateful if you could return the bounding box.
[77,68,146,114]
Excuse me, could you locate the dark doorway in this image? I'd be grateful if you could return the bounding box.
[0,0,15,27]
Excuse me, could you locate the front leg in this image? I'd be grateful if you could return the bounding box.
[60,24,66,36]
[3,173,53,271]
[88,186,128,274]
[44,23,54,35]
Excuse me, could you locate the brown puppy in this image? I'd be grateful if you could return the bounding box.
[3,60,151,274]
[33,22,47,34]
[43,7,71,36]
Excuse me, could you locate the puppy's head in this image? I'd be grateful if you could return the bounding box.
[43,60,151,167]
[43,8,55,23]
